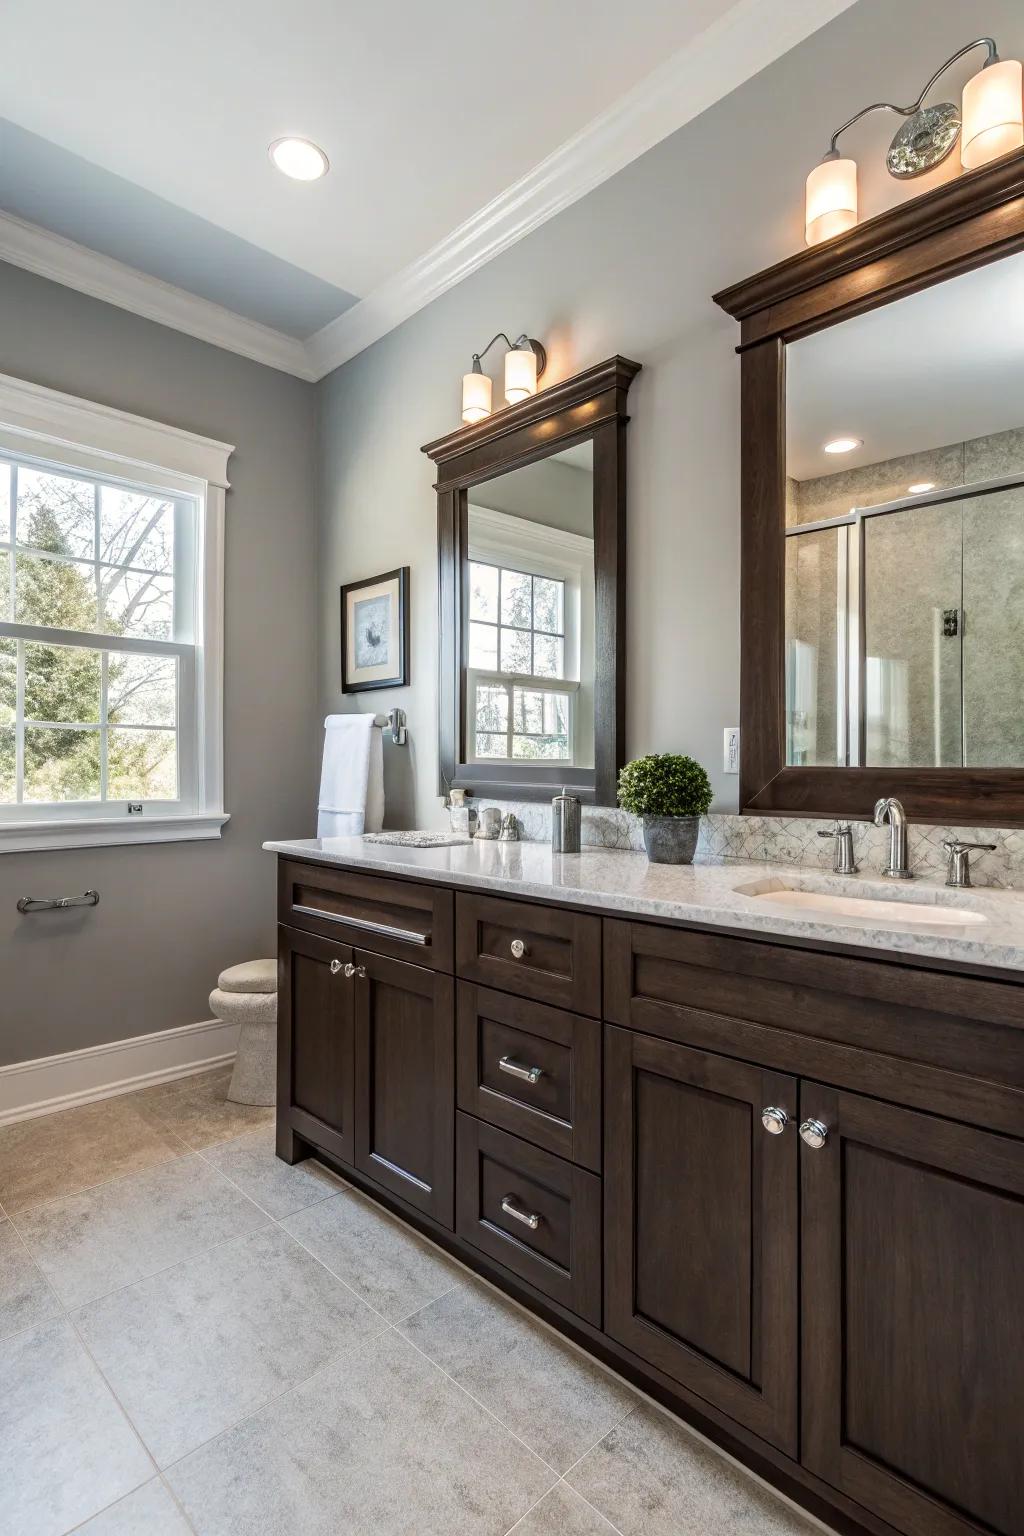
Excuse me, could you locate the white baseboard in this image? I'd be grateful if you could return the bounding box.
[0,1018,239,1128]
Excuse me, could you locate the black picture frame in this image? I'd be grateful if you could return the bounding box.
[340,566,409,693]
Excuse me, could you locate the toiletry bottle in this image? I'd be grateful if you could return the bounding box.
[551,788,582,853]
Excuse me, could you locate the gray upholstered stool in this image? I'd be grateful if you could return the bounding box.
[211,958,277,1106]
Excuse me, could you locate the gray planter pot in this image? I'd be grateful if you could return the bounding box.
[642,814,700,864]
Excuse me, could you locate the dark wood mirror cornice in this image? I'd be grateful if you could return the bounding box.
[424,355,640,806]
[714,149,1024,827]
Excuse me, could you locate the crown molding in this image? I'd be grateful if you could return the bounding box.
[306,0,857,380]
[0,210,315,381]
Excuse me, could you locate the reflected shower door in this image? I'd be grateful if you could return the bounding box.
[963,486,1024,767]
[785,528,844,766]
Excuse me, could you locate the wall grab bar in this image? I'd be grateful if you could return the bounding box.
[17,890,100,914]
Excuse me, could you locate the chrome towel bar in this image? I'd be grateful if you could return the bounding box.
[17,890,100,914]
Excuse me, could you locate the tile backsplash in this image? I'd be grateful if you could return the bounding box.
[473,800,1024,889]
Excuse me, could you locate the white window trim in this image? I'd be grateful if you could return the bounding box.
[0,371,233,853]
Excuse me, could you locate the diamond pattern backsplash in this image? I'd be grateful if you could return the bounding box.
[473,801,1024,889]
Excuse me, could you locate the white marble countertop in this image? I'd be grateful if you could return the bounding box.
[263,836,1024,975]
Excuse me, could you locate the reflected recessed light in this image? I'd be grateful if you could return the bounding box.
[269,137,329,181]
[908,481,936,494]
[823,436,862,454]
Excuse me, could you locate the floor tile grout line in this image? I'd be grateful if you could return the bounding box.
[499,1482,563,1535]
[62,1295,162,1488]
[1,1141,194,1222]
[62,1475,200,1536]
[557,1404,639,1484]
[557,1481,628,1535]
[158,1472,201,1536]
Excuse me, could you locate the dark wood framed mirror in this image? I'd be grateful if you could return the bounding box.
[423,355,639,804]
[714,150,1024,826]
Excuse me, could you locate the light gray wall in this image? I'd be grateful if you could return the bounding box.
[0,264,317,1066]
[316,0,1024,830]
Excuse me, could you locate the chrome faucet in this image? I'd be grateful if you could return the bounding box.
[817,821,858,874]
[873,797,912,879]
[943,838,996,889]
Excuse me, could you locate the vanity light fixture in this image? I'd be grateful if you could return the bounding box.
[908,481,937,494]
[804,37,1024,246]
[823,436,862,455]
[461,333,547,423]
[268,137,330,181]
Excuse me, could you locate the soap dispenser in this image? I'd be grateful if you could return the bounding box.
[551,788,582,853]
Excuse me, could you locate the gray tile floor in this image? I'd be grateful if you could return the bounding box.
[0,1067,830,1536]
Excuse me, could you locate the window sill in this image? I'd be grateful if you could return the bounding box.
[0,812,230,854]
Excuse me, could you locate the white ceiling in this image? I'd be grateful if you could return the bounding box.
[787,252,1024,480]
[0,0,856,376]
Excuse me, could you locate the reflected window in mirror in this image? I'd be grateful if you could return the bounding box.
[785,250,1024,772]
[465,443,595,769]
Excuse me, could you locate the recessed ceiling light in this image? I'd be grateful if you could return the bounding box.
[908,481,936,494]
[823,436,863,455]
[269,137,329,181]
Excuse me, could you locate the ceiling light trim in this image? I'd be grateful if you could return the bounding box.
[306,0,858,379]
[0,210,315,381]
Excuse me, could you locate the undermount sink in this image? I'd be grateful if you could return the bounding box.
[734,880,988,933]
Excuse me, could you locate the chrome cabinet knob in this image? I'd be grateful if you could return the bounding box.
[343,962,357,978]
[799,1118,829,1149]
[509,939,528,960]
[330,959,343,975]
[761,1106,789,1135]
[354,964,367,979]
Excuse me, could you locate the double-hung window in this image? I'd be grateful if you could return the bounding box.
[0,373,231,851]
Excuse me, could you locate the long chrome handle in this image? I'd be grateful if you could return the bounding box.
[500,1196,540,1231]
[509,938,528,959]
[293,905,428,945]
[499,1055,544,1085]
[761,1106,789,1135]
[799,1118,829,1149]
[17,890,100,914]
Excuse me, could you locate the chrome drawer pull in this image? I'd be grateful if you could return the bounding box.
[498,1055,544,1086]
[293,905,428,945]
[500,1196,540,1231]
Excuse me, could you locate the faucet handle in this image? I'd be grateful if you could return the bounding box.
[942,839,996,889]
[943,839,997,853]
[817,821,857,874]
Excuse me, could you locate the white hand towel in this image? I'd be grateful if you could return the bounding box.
[317,714,385,838]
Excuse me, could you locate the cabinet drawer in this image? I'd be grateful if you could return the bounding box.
[455,1114,601,1325]
[456,984,601,1171]
[455,893,601,1016]
[279,859,453,970]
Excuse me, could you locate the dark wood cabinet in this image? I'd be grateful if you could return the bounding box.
[801,1083,1024,1536]
[277,926,356,1167]
[353,949,455,1227]
[604,1026,799,1454]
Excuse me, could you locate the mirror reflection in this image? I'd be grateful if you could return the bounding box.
[785,252,1024,769]
[464,442,595,768]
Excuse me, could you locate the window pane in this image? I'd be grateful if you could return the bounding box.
[25,642,100,724]
[514,688,544,734]
[0,637,14,725]
[532,577,563,634]
[100,566,174,639]
[100,488,175,574]
[499,626,531,674]
[0,727,13,802]
[474,732,508,759]
[107,654,177,726]
[543,692,569,735]
[469,562,499,623]
[468,621,498,669]
[18,468,95,560]
[500,568,532,628]
[0,467,10,541]
[0,551,9,622]
[474,683,508,734]
[512,734,570,760]
[107,728,178,800]
[532,634,564,678]
[24,727,100,802]
[16,552,99,630]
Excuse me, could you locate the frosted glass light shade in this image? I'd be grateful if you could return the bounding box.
[462,370,492,424]
[961,58,1024,169]
[504,346,538,404]
[805,157,858,246]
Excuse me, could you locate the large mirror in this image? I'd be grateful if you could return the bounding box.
[424,356,639,804]
[785,252,1024,772]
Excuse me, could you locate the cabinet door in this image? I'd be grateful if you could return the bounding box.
[353,950,455,1227]
[605,1027,798,1453]
[277,926,355,1167]
[801,1084,1024,1536]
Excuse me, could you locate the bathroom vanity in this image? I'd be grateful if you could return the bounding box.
[266,836,1024,1536]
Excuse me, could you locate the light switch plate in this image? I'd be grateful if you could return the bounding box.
[723,727,740,774]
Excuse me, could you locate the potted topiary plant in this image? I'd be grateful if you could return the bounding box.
[617,752,713,864]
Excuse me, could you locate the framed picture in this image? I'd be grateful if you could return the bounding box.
[340,567,409,692]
